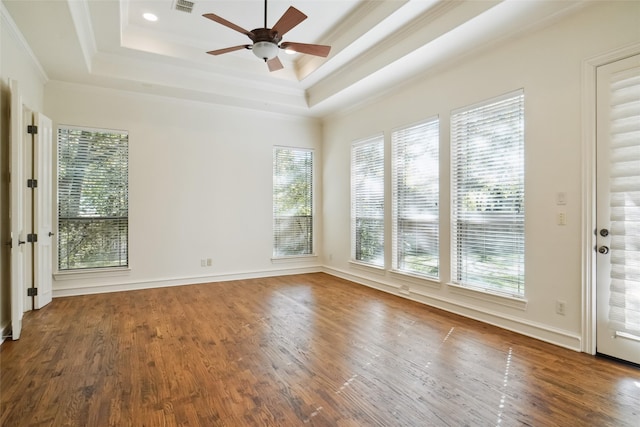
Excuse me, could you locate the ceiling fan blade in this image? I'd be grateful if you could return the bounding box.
[280,42,331,58]
[207,45,251,55]
[271,6,307,37]
[267,57,284,72]
[203,13,252,37]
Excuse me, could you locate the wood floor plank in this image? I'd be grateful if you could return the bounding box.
[1,273,638,426]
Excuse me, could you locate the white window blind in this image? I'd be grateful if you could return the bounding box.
[451,91,525,296]
[351,134,385,267]
[57,127,128,270]
[273,147,313,257]
[392,118,439,278]
[607,69,640,336]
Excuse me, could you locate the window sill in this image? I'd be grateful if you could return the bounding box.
[389,270,441,289]
[447,282,528,311]
[271,254,318,264]
[54,267,131,281]
[349,260,386,275]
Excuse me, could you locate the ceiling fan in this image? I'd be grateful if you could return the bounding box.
[203,0,331,72]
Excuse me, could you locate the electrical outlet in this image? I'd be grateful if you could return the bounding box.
[207,258,212,266]
[556,300,566,315]
[200,259,206,267]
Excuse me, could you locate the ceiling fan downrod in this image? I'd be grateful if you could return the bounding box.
[264,0,268,29]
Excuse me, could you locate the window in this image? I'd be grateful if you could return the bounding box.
[273,147,313,257]
[57,126,128,270]
[451,90,525,296]
[351,134,385,267]
[392,118,439,278]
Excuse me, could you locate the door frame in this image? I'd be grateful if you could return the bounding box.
[581,42,640,354]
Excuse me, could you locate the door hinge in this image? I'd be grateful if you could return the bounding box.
[27,233,37,243]
[27,179,38,188]
[27,288,38,297]
[27,125,38,134]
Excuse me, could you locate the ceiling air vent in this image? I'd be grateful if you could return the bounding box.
[173,0,194,14]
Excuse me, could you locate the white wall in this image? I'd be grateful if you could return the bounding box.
[0,7,45,111]
[45,82,323,295]
[321,1,640,351]
[0,5,47,338]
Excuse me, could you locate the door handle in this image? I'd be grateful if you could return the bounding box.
[18,240,26,245]
[598,246,610,254]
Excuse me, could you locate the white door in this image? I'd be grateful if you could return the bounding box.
[33,113,53,309]
[596,54,640,365]
[9,80,26,340]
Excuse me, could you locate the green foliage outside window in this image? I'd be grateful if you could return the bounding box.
[58,127,128,270]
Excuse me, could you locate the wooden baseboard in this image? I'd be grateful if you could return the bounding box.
[52,265,323,297]
[0,320,11,345]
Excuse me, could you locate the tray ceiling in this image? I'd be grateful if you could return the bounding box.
[3,0,587,117]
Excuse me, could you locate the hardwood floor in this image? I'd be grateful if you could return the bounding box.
[1,273,638,426]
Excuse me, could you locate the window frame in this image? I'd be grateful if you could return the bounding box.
[56,125,129,273]
[450,90,526,298]
[272,146,315,259]
[351,133,385,268]
[391,117,440,280]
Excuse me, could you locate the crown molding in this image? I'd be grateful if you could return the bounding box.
[296,0,409,81]
[306,0,496,109]
[67,0,97,73]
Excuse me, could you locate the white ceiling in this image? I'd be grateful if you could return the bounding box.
[3,0,588,117]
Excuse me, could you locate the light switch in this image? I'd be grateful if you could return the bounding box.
[558,212,567,225]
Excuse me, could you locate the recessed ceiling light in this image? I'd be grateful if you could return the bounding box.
[143,13,158,22]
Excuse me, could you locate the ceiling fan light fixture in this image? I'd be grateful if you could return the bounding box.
[252,41,279,61]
